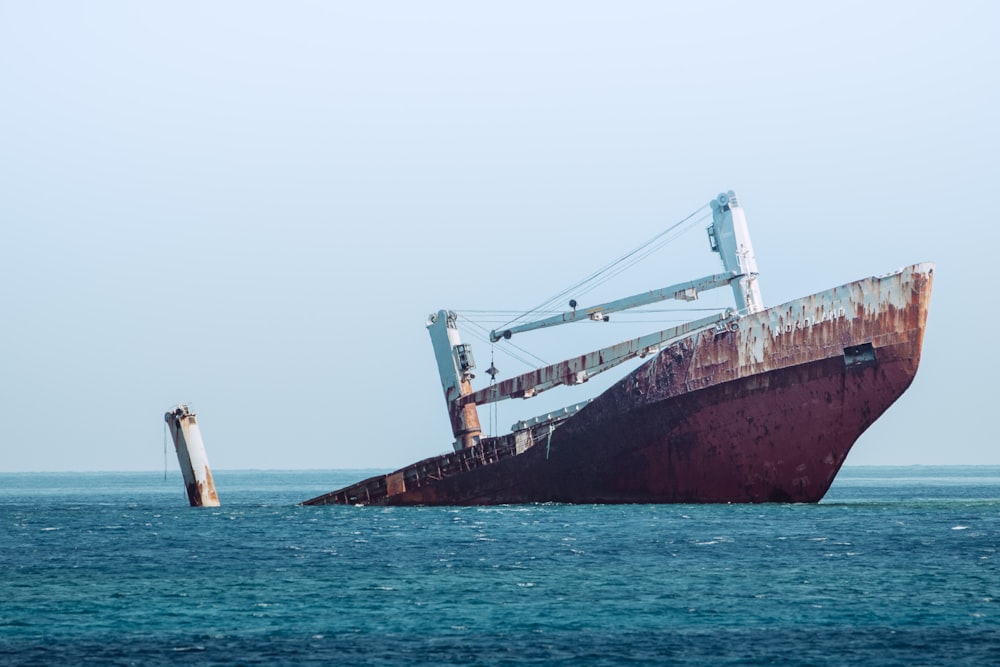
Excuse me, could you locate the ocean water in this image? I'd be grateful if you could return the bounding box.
[2,467,998,666]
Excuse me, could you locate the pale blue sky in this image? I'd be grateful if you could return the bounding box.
[1,1,996,472]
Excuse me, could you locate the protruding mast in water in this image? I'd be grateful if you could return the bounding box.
[426,310,483,451]
[708,190,764,314]
[164,404,220,507]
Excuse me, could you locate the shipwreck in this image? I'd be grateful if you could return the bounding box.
[304,190,933,505]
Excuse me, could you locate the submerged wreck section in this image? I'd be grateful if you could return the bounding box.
[303,191,934,506]
[302,403,588,506]
[165,404,220,507]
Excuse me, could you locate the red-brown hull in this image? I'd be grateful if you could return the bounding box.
[304,263,933,506]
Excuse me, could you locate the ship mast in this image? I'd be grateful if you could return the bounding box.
[426,310,483,452]
[708,190,764,314]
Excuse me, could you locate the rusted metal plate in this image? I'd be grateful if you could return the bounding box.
[302,263,933,506]
[386,471,406,496]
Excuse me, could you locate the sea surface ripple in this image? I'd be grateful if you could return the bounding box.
[2,466,998,666]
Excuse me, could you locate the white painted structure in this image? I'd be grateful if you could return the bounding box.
[709,190,764,315]
[164,404,220,507]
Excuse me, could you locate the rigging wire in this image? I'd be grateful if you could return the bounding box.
[461,315,549,367]
[454,210,715,373]
[496,202,711,332]
[571,212,711,301]
[488,346,498,437]
[449,201,717,395]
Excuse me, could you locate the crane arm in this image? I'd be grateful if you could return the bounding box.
[465,310,736,407]
[490,272,737,342]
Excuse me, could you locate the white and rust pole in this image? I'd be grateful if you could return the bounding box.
[164,404,220,507]
[426,310,483,452]
[710,190,764,315]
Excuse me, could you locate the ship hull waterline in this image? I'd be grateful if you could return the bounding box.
[304,262,933,506]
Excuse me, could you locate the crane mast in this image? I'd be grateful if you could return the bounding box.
[426,310,483,452]
[708,190,764,314]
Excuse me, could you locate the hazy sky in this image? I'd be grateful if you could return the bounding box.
[1,2,996,472]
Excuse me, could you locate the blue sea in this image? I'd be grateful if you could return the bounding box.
[2,467,998,666]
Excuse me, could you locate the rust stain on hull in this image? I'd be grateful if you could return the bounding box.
[303,263,933,506]
[186,466,220,508]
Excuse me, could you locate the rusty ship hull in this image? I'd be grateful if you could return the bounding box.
[304,262,933,506]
